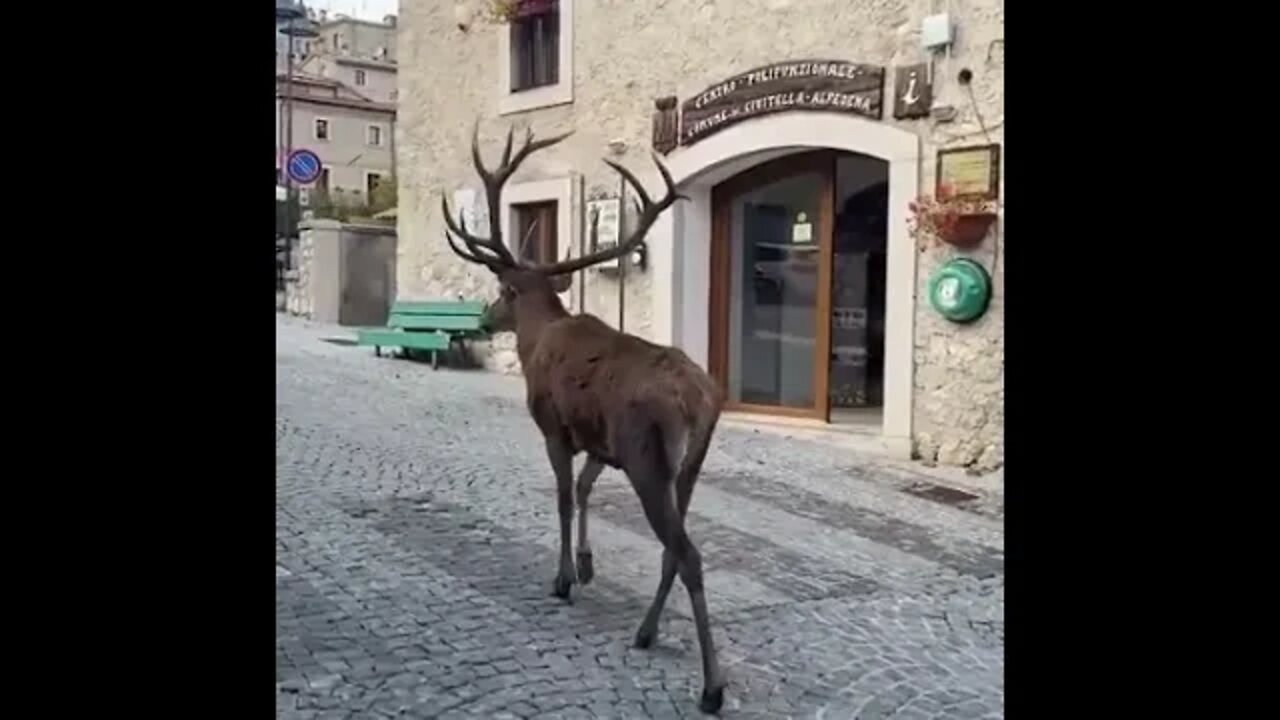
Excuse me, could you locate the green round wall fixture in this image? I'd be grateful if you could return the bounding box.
[927,257,992,323]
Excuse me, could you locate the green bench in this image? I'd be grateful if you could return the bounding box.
[354,300,487,369]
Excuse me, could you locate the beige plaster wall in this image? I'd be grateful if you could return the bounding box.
[396,0,1003,471]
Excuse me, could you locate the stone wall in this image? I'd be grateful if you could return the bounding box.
[911,9,1004,472]
[286,219,399,328]
[285,229,315,318]
[396,0,1004,471]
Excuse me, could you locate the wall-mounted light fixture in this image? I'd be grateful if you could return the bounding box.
[631,241,648,272]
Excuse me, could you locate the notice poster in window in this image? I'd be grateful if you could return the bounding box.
[792,211,813,243]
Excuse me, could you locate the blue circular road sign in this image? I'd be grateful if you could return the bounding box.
[286,149,323,184]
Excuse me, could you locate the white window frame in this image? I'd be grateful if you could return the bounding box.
[366,123,383,147]
[354,68,366,86]
[312,116,331,142]
[501,176,577,307]
[497,0,574,116]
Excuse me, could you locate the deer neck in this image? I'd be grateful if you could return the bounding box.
[513,292,570,366]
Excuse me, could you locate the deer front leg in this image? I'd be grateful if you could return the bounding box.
[546,436,577,601]
[575,457,604,585]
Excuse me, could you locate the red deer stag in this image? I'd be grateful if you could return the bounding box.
[441,123,727,714]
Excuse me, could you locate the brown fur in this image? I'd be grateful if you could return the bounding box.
[489,268,722,472]
[443,124,728,714]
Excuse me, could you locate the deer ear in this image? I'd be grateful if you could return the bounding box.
[548,272,573,294]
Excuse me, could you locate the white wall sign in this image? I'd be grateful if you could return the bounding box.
[452,187,490,234]
[586,197,620,248]
[586,197,622,269]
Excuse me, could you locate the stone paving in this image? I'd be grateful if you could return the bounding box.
[275,315,1004,719]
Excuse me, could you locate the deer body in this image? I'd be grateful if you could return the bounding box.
[521,311,718,471]
[442,123,727,714]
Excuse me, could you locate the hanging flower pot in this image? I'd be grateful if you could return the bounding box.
[940,212,998,248]
[908,185,999,250]
[481,0,556,23]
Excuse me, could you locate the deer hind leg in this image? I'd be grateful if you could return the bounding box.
[545,436,577,602]
[629,454,726,714]
[575,457,604,585]
[633,420,715,650]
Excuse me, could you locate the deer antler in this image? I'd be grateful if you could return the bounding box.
[535,152,684,277]
[443,121,572,271]
[516,219,540,261]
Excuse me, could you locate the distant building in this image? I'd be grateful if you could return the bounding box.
[276,9,398,205]
[275,72,394,204]
[314,13,398,63]
[276,10,397,81]
[275,10,320,73]
[298,54,396,105]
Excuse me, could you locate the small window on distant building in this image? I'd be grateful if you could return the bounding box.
[510,1,560,91]
[355,69,366,86]
[367,125,382,147]
[314,118,329,140]
[366,172,383,199]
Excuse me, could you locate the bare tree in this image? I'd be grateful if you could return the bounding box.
[441,122,727,714]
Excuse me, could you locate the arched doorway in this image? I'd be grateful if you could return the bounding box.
[708,150,889,424]
[646,111,919,457]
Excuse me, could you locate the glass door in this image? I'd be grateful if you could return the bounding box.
[710,152,834,419]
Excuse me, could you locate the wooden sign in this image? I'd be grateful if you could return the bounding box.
[936,144,1001,200]
[680,60,884,146]
[893,63,931,119]
[651,96,679,155]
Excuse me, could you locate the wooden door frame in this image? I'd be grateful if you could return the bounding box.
[708,150,835,421]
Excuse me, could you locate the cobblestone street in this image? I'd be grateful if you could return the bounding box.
[276,315,1004,719]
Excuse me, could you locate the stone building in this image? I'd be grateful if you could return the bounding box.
[301,53,398,105]
[275,73,395,202]
[316,12,399,64]
[299,11,399,105]
[394,0,1004,472]
[277,8,398,75]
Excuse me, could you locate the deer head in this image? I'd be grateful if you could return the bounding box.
[442,122,683,333]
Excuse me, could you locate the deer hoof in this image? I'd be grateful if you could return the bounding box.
[632,625,657,649]
[698,684,725,714]
[576,551,594,585]
[552,572,575,601]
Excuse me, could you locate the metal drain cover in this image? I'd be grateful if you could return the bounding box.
[903,481,980,506]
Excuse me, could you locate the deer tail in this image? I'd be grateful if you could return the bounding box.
[672,410,717,509]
